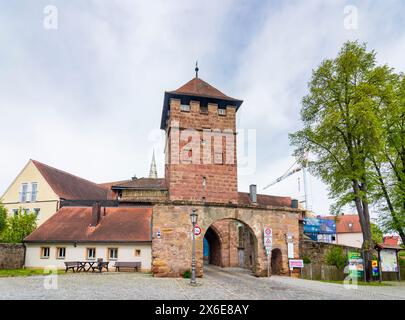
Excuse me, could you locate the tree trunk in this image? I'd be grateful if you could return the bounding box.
[352,179,373,281]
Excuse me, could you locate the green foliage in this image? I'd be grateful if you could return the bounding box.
[182,270,191,278]
[289,41,400,255]
[325,246,348,269]
[0,202,7,237]
[2,208,37,243]
[303,256,311,264]
[370,223,384,244]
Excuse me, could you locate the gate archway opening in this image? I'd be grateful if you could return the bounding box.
[203,218,257,274]
[271,248,283,275]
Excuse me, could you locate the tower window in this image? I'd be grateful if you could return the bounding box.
[218,108,226,116]
[180,104,190,112]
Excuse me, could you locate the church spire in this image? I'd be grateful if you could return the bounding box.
[148,150,158,179]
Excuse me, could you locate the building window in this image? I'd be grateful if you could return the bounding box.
[180,104,190,112]
[135,249,141,257]
[41,247,50,259]
[218,108,226,116]
[13,209,19,217]
[34,208,40,217]
[56,247,66,259]
[31,183,38,202]
[214,152,223,164]
[87,248,96,260]
[23,208,29,215]
[200,105,208,114]
[20,183,28,202]
[108,248,118,260]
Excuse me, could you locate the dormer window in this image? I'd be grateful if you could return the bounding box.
[180,104,190,112]
[218,108,226,116]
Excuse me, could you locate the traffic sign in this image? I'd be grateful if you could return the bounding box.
[194,225,202,236]
[263,227,272,249]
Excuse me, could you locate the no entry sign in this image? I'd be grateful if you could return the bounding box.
[263,227,272,253]
[194,225,202,236]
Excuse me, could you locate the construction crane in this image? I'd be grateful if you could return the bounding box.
[263,154,310,210]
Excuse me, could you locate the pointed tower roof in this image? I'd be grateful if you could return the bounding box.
[148,150,158,179]
[168,77,241,102]
[160,76,243,129]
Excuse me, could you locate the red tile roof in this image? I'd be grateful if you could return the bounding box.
[168,77,241,101]
[24,206,152,243]
[98,180,132,189]
[32,160,109,200]
[238,192,291,207]
[323,214,362,233]
[111,178,167,190]
[383,236,399,246]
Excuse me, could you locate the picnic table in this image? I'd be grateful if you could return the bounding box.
[64,261,109,273]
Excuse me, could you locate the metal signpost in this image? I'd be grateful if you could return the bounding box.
[263,227,272,277]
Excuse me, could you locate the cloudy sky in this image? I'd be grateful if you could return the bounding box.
[1,0,405,215]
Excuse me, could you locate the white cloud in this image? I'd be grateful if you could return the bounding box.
[1,0,405,216]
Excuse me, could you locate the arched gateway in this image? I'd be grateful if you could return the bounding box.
[151,203,302,277]
[203,219,258,273]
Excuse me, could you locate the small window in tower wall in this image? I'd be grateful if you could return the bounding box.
[180,104,190,112]
[200,105,208,114]
[214,152,223,164]
[218,108,226,116]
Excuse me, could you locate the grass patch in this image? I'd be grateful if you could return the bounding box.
[320,280,391,286]
[0,269,64,278]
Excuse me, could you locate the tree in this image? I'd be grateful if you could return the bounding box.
[325,246,347,269]
[290,41,396,280]
[2,208,37,243]
[372,74,405,243]
[0,202,7,237]
[370,223,383,244]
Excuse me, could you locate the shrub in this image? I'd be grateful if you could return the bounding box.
[182,270,191,278]
[2,209,37,243]
[303,256,311,264]
[325,246,348,269]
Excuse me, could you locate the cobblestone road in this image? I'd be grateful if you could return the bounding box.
[0,266,404,300]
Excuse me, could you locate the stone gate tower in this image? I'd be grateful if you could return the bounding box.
[160,74,243,204]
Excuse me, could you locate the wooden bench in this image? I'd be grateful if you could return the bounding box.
[64,261,80,273]
[91,261,109,273]
[114,262,141,272]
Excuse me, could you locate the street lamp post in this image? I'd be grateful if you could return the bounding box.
[190,209,198,285]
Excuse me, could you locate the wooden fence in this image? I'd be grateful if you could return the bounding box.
[301,264,405,281]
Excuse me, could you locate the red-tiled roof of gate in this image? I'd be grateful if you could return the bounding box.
[238,192,291,207]
[168,77,241,102]
[24,206,152,243]
[31,160,109,200]
[111,178,167,190]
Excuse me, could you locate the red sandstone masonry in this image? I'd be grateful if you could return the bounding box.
[166,98,238,204]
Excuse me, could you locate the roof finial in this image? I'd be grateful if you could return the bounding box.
[195,61,199,78]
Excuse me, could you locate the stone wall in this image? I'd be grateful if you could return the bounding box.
[300,239,361,265]
[0,243,25,269]
[152,202,302,277]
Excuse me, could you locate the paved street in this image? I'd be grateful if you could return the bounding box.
[0,266,404,300]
